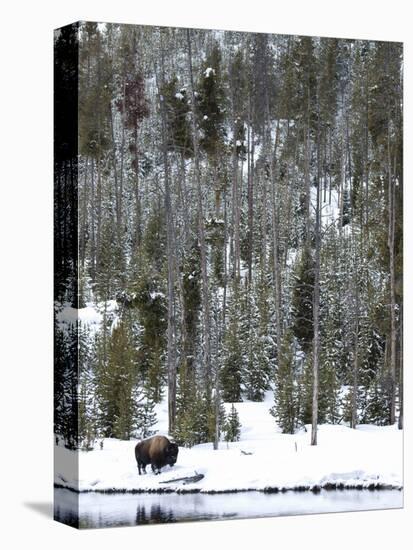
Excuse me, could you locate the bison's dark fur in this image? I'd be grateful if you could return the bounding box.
[135,435,179,475]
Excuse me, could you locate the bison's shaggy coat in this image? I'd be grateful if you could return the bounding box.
[135,435,179,475]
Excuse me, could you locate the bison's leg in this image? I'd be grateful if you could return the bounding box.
[137,461,142,475]
[151,464,162,475]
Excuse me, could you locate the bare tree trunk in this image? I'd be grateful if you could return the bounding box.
[187,29,212,399]
[80,157,89,268]
[338,90,346,235]
[213,307,221,451]
[159,36,177,434]
[398,301,403,429]
[387,126,397,425]
[247,107,254,284]
[311,101,322,447]
[223,187,228,327]
[311,198,320,445]
[178,153,190,240]
[95,155,102,273]
[268,118,282,357]
[90,157,96,281]
[338,132,346,234]
[133,124,141,247]
[304,121,311,243]
[351,258,359,430]
[364,81,370,238]
[232,123,241,283]
[109,102,123,246]
[328,127,332,206]
[261,162,268,277]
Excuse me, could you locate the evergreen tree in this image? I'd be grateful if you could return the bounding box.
[54,313,78,449]
[362,370,392,425]
[98,319,138,439]
[78,323,98,450]
[297,353,314,426]
[291,245,314,352]
[272,330,299,434]
[221,284,243,402]
[161,76,193,157]
[223,404,241,442]
[174,388,210,447]
[197,42,226,159]
[243,283,272,401]
[319,315,342,424]
[131,213,168,403]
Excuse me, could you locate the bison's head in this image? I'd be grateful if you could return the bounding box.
[166,442,179,467]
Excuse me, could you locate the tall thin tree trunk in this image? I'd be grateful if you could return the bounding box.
[247,109,254,284]
[351,257,359,430]
[187,29,212,400]
[364,81,370,238]
[159,36,177,434]
[398,301,403,429]
[304,121,311,243]
[311,99,322,447]
[268,119,282,357]
[90,157,96,281]
[96,155,102,274]
[109,103,122,246]
[232,122,241,282]
[214,307,221,451]
[80,157,89,268]
[387,125,397,425]
[223,187,228,327]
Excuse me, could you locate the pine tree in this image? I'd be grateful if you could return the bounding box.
[97,319,138,439]
[161,76,193,157]
[291,245,314,353]
[272,330,299,434]
[174,388,210,447]
[132,230,167,403]
[223,404,241,442]
[54,313,78,449]
[243,283,272,401]
[362,371,392,426]
[221,284,243,402]
[197,43,226,159]
[78,323,98,450]
[297,353,314,427]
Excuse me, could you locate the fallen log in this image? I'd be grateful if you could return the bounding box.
[159,473,204,484]
[241,450,253,455]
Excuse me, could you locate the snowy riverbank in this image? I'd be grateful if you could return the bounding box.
[54,392,403,494]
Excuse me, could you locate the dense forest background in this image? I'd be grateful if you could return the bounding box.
[54,23,403,451]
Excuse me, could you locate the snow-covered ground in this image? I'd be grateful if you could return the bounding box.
[55,391,403,494]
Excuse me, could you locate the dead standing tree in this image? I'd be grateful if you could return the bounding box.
[157,31,177,434]
[186,29,213,403]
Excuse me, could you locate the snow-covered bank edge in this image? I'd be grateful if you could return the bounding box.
[54,481,403,495]
[54,395,403,498]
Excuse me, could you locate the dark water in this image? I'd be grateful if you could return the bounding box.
[54,488,403,529]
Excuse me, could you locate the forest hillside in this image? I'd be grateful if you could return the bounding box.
[54,23,403,454]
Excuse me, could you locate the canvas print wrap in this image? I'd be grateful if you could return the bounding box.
[54,22,403,529]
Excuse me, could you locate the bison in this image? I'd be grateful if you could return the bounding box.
[135,435,179,475]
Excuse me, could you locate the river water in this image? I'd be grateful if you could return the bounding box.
[54,488,403,529]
